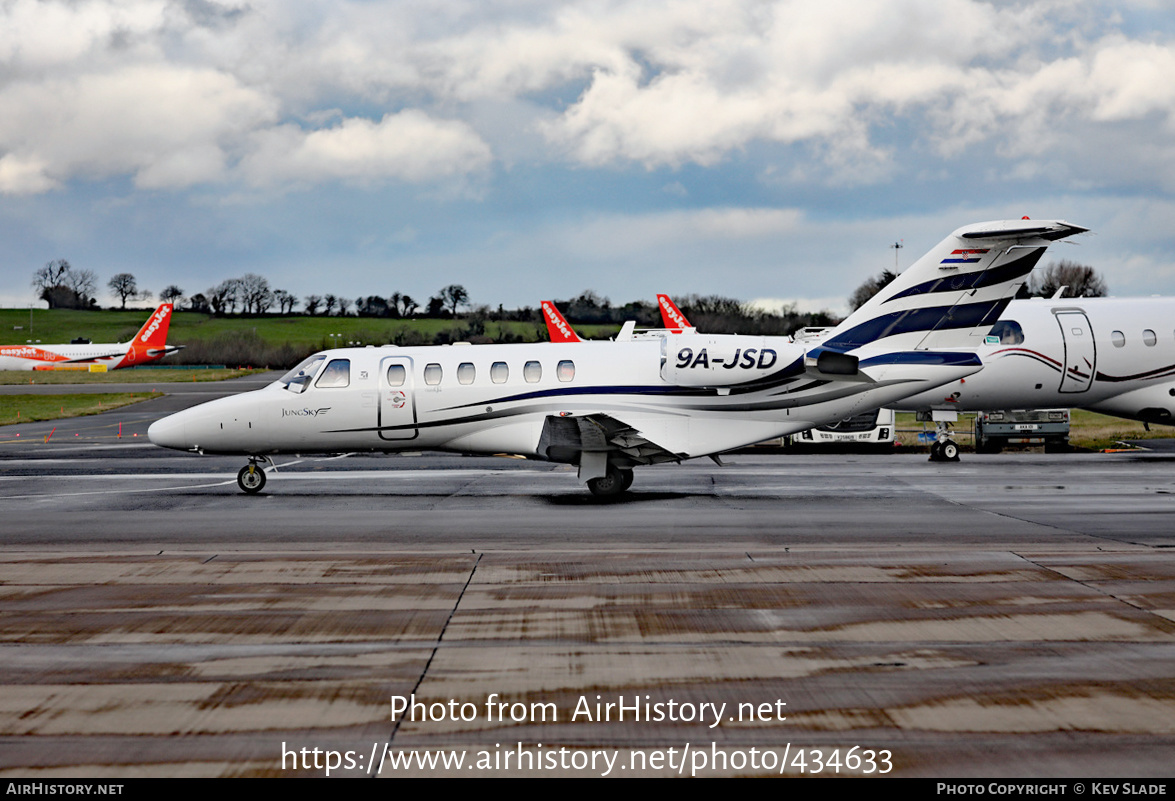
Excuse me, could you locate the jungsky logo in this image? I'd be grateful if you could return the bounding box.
[282,407,331,417]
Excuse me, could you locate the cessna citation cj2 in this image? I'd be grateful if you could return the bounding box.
[148,219,1087,496]
[0,303,180,371]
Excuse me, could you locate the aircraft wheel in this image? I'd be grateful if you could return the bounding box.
[928,441,943,461]
[237,464,266,494]
[588,467,627,497]
[619,469,634,491]
[941,440,960,461]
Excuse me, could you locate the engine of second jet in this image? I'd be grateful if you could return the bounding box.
[659,334,804,387]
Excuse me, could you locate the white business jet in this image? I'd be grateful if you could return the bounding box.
[148,219,1086,495]
[896,294,1175,453]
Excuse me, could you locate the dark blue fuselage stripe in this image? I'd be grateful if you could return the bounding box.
[858,351,982,368]
[439,356,809,412]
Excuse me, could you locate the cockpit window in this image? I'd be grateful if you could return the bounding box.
[315,358,351,388]
[987,320,1024,345]
[279,354,326,394]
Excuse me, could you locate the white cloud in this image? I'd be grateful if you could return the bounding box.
[0,154,57,194]
[1,0,1175,195]
[239,111,492,187]
[0,65,277,192]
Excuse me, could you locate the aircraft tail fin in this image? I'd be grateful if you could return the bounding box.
[542,301,582,343]
[656,294,693,332]
[115,303,175,367]
[817,219,1088,357]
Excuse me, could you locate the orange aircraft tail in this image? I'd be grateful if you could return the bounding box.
[115,303,174,368]
[656,294,692,332]
[541,301,582,343]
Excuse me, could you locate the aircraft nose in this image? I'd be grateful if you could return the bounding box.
[148,414,188,451]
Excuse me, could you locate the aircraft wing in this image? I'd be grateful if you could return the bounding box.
[538,412,687,468]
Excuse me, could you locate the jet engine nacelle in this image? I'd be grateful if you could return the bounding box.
[659,334,803,387]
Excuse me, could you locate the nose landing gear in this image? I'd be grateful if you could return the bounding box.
[237,459,268,494]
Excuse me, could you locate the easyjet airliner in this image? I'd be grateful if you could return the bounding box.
[0,304,181,371]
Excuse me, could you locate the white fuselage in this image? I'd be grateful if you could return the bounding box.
[0,343,133,370]
[898,297,1175,423]
[148,337,980,460]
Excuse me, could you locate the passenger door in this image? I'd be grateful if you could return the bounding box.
[1055,310,1096,393]
[379,356,418,440]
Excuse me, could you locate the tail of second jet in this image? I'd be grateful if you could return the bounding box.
[114,303,179,368]
[807,219,1088,371]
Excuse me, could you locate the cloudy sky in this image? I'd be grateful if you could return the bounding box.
[2,0,1174,315]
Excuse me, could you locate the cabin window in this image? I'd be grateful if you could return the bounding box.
[315,359,351,388]
[557,360,575,382]
[1112,330,1126,348]
[491,362,509,384]
[386,364,406,386]
[524,360,542,383]
[986,320,1024,345]
[1143,329,1157,347]
[280,354,326,394]
[457,362,475,385]
[424,363,442,385]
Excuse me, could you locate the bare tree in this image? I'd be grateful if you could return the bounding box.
[32,259,72,294]
[238,273,273,314]
[389,292,418,317]
[32,259,95,309]
[224,278,244,313]
[848,269,899,311]
[322,294,337,316]
[1028,260,1108,298]
[336,297,352,316]
[303,294,323,316]
[206,279,241,316]
[108,273,150,309]
[160,285,185,305]
[273,290,298,314]
[66,268,99,308]
[357,295,389,317]
[439,284,469,316]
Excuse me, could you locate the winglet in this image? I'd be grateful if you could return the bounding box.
[541,301,582,343]
[656,294,692,332]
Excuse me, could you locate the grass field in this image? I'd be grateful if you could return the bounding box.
[0,368,262,385]
[1,393,164,426]
[0,307,621,350]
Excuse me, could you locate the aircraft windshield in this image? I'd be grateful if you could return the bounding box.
[278,354,327,394]
[987,320,1025,345]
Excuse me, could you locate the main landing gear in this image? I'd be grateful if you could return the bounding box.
[928,420,960,463]
[928,439,960,462]
[920,411,961,463]
[237,458,268,494]
[587,466,635,497]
